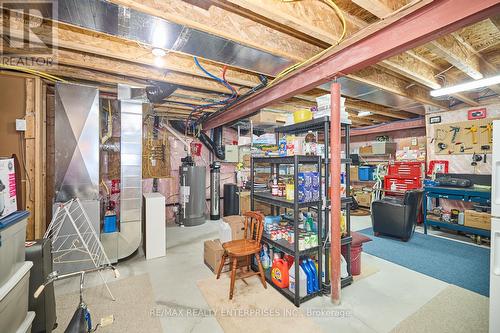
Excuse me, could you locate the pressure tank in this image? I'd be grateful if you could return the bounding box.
[179,159,206,226]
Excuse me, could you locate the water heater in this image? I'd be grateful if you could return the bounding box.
[179,157,206,226]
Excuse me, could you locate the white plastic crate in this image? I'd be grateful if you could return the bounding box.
[0,211,28,287]
[0,261,32,333]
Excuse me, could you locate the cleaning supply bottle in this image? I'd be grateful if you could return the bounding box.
[271,258,289,288]
[260,244,271,270]
[307,258,319,292]
[289,262,307,297]
[300,260,313,294]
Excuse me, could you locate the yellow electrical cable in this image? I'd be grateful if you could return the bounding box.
[270,0,347,85]
[0,64,66,82]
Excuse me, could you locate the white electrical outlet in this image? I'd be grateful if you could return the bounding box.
[16,119,26,131]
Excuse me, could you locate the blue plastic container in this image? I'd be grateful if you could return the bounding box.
[103,214,117,233]
[358,166,375,181]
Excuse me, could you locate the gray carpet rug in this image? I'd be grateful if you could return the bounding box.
[54,274,162,333]
[391,285,489,333]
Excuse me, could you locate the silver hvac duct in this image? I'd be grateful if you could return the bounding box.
[100,85,145,262]
[54,82,100,273]
[56,0,291,76]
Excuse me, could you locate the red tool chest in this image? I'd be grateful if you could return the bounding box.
[384,162,424,195]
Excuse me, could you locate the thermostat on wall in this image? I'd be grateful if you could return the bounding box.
[16,119,26,131]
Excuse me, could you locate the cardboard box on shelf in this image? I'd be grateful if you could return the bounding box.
[350,166,359,182]
[250,110,287,125]
[359,145,373,155]
[354,191,371,208]
[464,210,491,230]
[239,191,272,215]
[0,158,18,219]
[372,142,397,155]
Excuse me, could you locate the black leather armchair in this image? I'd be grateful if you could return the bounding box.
[371,190,423,241]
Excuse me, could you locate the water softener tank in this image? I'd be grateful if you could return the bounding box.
[179,157,206,226]
[210,162,221,220]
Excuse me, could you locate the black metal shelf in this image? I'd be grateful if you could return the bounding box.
[253,155,321,164]
[254,191,321,209]
[262,234,320,256]
[275,116,350,134]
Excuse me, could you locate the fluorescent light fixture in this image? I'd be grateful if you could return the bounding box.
[430,74,500,97]
[152,48,166,57]
[357,111,373,117]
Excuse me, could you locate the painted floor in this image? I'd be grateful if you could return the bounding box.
[54,216,489,333]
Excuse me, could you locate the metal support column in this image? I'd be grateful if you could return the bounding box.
[330,82,342,304]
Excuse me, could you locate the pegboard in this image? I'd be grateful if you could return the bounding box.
[433,118,496,155]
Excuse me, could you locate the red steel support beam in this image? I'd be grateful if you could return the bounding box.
[330,83,342,304]
[203,0,500,130]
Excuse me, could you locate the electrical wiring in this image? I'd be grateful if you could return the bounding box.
[187,57,239,134]
[269,0,347,85]
[0,64,66,82]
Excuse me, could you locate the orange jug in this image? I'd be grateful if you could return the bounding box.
[271,258,289,288]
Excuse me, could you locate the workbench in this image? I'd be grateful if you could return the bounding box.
[423,186,491,237]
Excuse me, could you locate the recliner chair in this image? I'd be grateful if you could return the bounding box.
[371,190,423,241]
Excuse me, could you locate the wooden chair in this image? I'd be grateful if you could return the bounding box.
[216,211,267,299]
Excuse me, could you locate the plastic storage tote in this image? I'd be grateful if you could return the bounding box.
[0,211,29,286]
[358,166,374,181]
[0,261,32,333]
[15,311,35,333]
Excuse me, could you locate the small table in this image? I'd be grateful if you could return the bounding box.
[423,186,491,237]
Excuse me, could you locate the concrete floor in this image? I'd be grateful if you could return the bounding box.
[54,216,483,333]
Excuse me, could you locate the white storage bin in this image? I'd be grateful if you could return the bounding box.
[0,211,29,286]
[0,261,32,333]
[15,311,35,333]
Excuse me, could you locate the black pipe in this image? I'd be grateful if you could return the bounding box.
[169,120,225,160]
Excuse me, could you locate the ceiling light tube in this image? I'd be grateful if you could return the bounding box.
[430,75,500,97]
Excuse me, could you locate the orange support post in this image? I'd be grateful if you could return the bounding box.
[330,82,341,304]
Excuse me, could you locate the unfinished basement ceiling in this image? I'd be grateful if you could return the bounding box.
[57,0,292,75]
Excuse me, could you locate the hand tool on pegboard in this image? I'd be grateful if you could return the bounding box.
[480,122,493,143]
[471,153,482,166]
[460,145,473,153]
[437,142,447,152]
[481,145,490,163]
[449,126,460,143]
[465,125,478,144]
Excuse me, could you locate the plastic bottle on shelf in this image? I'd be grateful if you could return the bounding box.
[306,258,320,292]
[304,131,317,156]
[289,262,307,297]
[300,260,314,294]
[458,211,465,225]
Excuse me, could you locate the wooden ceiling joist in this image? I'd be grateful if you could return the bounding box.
[3,13,262,88]
[428,34,484,80]
[351,0,403,19]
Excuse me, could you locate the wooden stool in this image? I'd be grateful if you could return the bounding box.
[216,211,267,299]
